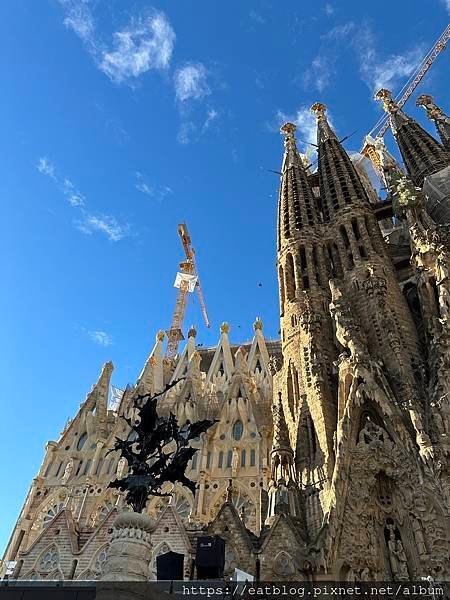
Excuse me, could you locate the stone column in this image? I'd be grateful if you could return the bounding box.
[97,511,156,600]
[101,512,155,581]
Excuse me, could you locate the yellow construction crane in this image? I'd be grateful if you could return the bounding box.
[362,24,450,170]
[165,224,211,361]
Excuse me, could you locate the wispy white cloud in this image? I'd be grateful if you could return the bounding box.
[441,0,450,14]
[303,55,334,93]
[36,156,129,240]
[37,157,56,179]
[270,106,334,162]
[364,47,425,93]
[134,171,173,200]
[100,13,175,83]
[202,108,218,131]
[76,214,129,241]
[87,329,114,347]
[174,63,210,102]
[58,1,175,84]
[324,3,334,15]
[322,21,354,40]
[249,10,265,24]
[177,109,219,145]
[356,25,425,93]
[63,178,85,207]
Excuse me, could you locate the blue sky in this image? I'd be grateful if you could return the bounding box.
[1,0,449,554]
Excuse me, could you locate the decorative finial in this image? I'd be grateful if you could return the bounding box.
[157,330,165,342]
[226,478,233,503]
[310,102,327,119]
[416,94,442,120]
[416,94,434,108]
[253,316,263,331]
[102,361,114,375]
[280,122,296,137]
[188,325,197,338]
[374,89,397,113]
[220,322,230,334]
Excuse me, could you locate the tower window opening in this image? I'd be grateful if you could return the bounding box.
[359,245,368,259]
[241,449,246,467]
[233,420,244,440]
[299,246,307,270]
[83,460,92,475]
[250,449,256,467]
[279,265,286,315]
[351,218,361,241]
[77,432,88,451]
[287,369,295,415]
[227,450,233,468]
[218,451,224,469]
[285,253,296,301]
[206,451,211,469]
[340,226,350,248]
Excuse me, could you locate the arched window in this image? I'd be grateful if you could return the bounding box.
[77,432,88,451]
[279,265,285,315]
[241,449,246,467]
[227,450,233,468]
[233,420,243,441]
[285,253,296,301]
[250,449,256,467]
[218,451,224,468]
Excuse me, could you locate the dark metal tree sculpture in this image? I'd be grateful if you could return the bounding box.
[107,380,216,514]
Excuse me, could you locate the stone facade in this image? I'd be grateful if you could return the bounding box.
[1,93,450,582]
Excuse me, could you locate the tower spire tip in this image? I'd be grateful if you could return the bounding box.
[310,102,327,119]
[374,88,397,113]
[280,122,296,137]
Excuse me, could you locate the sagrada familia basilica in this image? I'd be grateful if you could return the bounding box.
[1,90,450,583]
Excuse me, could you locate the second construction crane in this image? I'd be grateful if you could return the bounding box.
[165,224,211,361]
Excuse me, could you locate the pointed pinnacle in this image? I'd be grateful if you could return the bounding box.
[374,89,397,113]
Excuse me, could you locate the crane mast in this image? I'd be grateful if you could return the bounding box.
[165,224,210,361]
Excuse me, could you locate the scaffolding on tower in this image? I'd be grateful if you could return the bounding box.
[165,224,211,361]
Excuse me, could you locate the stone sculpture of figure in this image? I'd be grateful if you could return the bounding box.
[434,394,450,436]
[410,514,427,557]
[436,253,450,285]
[387,529,409,581]
[329,280,367,362]
[374,136,400,171]
[360,567,371,581]
[231,447,239,474]
[358,417,386,447]
[437,282,450,325]
[116,457,127,479]
[62,459,74,483]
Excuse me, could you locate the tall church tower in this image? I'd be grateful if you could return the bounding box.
[272,103,449,578]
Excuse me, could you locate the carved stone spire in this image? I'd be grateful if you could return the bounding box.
[272,392,292,454]
[311,102,370,220]
[416,94,450,150]
[278,122,320,248]
[375,88,450,187]
[266,392,301,524]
